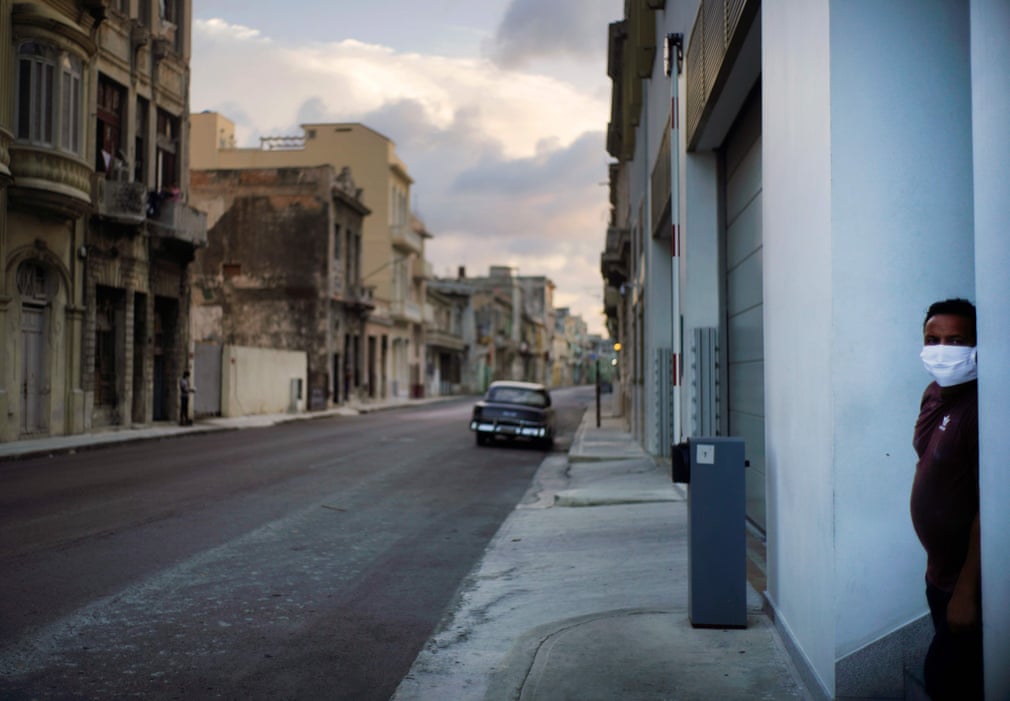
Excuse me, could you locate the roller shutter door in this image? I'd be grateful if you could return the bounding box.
[723,89,765,531]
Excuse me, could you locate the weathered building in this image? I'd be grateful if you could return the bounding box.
[464,266,555,388]
[515,275,554,386]
[1,0,205,441]
[189,166,371,411]
[189,113,432,402]
[424,277,474,396]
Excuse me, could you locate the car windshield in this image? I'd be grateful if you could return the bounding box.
[487,387,548,408]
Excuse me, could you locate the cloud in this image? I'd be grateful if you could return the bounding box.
[190,15,613,334]
[486,0,616,68]
[452,131,605,196]
[197,17,268,42]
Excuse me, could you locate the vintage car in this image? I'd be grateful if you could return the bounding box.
[470,381,555,448]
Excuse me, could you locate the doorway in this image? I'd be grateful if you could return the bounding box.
[20,306,47,435]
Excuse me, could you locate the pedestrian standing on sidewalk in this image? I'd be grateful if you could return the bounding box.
[910,298,983,700]
[179,370,195,426]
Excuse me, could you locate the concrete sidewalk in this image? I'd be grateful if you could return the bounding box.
[392,406,814,701]
[0,395,458,462]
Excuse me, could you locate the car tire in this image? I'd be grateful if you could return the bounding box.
[476,432,488,447]
[540,436,554,451]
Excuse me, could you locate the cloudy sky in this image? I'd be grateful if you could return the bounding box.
[189,0,621,336]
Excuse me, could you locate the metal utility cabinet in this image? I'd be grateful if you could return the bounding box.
[672,436,747,628]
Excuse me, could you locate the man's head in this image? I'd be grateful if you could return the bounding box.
[923,298,976,346]
[183,371,190,378]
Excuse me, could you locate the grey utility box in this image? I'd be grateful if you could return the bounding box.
[672,436,747,628]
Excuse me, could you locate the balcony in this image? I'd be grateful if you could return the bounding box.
[601,225,630,287]
[8,144,92,218]
[426,329,466,352]
[148,198,207,248]
[390,298,423,324]
[412,257,433,280]
[390,224,423,254]
[336,285,373,314]
[92,175,147,224]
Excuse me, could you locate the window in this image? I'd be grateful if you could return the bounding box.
[135,97,148,183]
[16,262,51,303]
[15,42,82,156]
[159,0,182,52]
[155,109,178,190]
[96,76,126,174]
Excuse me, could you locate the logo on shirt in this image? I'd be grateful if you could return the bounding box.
[939,414,951,432]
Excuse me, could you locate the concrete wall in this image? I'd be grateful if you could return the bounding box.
[970,2,1010,697]
[763,0,975,693]
[220,345,307,417]
[762,2,836,690]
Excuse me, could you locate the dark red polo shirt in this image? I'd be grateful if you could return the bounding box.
[910,380,979,592]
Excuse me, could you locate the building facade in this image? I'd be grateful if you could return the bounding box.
[189,113,430,401]
[1,0,205,441]
[188,165,371,413]
[424,278,473,396]
[602,1,1010,698]
[464,266,555,389]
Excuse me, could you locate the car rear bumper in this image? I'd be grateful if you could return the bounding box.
[470,421,550,438]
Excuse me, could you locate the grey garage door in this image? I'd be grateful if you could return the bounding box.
[724,89,765,532]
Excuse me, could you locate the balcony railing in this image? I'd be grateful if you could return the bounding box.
[148,198,208,247]
[390,298,423,324]
[412,257,433,280]
[340,285,374,313]
[425,329,466,352]
[93,176,147,224]
[8,144,92,218]
[390,224,423,254]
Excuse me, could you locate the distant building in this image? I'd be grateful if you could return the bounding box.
[424,277,474,396]
[458,266,555,389]
[190,113,430,401]
[188,165,371,412]
[1,0,206,440]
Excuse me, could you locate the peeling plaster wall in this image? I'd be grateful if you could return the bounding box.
[190,166,368,409]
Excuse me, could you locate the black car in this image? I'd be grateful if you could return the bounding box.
[470,381,555,449]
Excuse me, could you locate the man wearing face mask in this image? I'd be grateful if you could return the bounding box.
[911,298,982,700]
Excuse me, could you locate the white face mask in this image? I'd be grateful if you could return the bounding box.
[920,345,977,387]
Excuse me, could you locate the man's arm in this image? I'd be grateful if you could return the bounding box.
[947,513,981,632]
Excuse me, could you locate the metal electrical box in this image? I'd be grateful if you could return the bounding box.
[672,436,747,628]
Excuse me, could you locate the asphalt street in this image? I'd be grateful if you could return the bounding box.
[0,387,592,700]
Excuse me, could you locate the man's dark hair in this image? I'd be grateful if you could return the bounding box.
[924,298,976,340]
